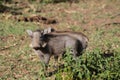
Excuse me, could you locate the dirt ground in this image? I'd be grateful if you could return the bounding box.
[0,0,120,79]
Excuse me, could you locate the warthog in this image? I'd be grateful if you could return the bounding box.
[27,27,88,66]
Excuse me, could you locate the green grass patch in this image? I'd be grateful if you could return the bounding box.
[0,0,120,80]
[0,20,39,37]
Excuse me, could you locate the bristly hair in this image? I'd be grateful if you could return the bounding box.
[34,29,41,32]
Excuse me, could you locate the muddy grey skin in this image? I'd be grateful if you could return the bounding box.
[49,30,89,50]
[26,27,88,68]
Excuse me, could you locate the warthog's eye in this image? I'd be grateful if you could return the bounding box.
[40,36,45,40]
[33,47,40,50]
[40,36,43,40]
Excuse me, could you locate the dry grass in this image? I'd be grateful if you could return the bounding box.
[0,0,120,79]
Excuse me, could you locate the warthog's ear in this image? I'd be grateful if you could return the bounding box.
[43,27,55,35]
[26,30,33,37]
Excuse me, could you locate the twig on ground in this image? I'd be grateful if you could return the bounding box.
[100,22,120,27]
[110,13,120,18]
[0,43,18,51]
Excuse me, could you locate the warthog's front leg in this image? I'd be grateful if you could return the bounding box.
[33,50,46,68]
[44,54,51,66]
[33,50,44,62]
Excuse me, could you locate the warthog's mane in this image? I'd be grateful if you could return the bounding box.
[34,29,41,32]
[55,31,87,37]
[55,31,89,41]
[33,29,89,42]
[43,32,80,40]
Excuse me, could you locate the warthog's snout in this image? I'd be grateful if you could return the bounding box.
[29,42,41,49]
[32,42,40,47]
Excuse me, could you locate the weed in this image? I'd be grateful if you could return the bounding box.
[54,48,120,80]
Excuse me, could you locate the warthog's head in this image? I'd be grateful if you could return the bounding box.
[26,27,54,50]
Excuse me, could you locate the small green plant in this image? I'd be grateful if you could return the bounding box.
[55,48,120,80]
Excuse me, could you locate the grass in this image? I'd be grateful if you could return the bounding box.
[0,0,120,80]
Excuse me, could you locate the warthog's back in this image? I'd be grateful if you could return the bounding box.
[46,31,88,49]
